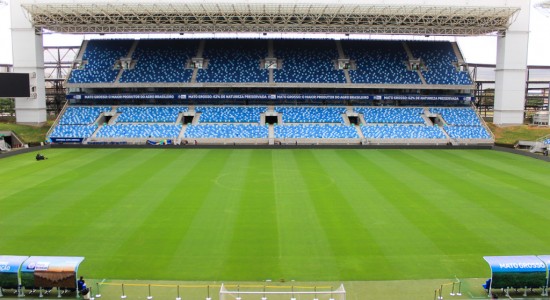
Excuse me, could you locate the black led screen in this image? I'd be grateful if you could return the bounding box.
[0,73,30,97]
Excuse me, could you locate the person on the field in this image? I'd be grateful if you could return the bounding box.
[77,276,85,292]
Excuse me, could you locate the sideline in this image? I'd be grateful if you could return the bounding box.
[493,146,550,162]
[2,144,548,163]
[0,145,50,160]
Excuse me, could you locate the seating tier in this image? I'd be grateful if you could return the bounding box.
[430,107,482,126]
[276,106,346,123]
[69,40,133,83]
[96,124,182,138]
[196,40,268,83]
[361,125,446,139]
[59,106,112,125]
[50,125,98,138]
[120,40,196,83]
[344,41,422,85]
[408,41,472,85]
[116,106,188,123]
[444,126,491,139]
[184,124,268,138]
[275,124,358,139]
[355,107,425,124]
[273,40,345,83]
[196,106,267,123]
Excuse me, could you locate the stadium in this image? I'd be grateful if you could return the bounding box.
[1,0,550,299]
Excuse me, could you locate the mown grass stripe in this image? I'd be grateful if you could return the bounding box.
[220,150,281,280]
[271,149,341,280]
[0,149,156,248]
[86,150,215,279]
[405,150,550,252]
[356,150,500,278]
[0,149,118,202]
[337,150,455,279]
[299,149,395,280]
[167,149,245,280]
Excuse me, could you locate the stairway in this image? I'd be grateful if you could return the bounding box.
[114,40,139,83]
[191,40,206,83]
[268,40,275,83]
[402,42,427,85]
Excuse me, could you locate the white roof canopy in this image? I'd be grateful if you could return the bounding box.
[21,1,520,36]
[537,0,550,11]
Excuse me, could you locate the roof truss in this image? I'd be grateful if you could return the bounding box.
[22,3,519,36]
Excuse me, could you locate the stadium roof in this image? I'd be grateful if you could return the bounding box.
[21,0,520,36]
[537,0,550,12]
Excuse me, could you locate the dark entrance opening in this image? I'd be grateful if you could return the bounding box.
[183,115,194,124]
[348,116,359,125]
[429,116,443,126]
[265,115,279,125]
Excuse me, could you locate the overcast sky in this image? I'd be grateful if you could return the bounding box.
[0,1,549,66]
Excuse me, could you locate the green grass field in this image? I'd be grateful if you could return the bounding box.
[1,149,549,285]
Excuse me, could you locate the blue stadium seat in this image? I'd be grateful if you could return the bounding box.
[361,125,446,139]
[428,107,490,139]
[116,106,188,123]
[120,40,197,83]
[59,106,112,125]
[343,41,422,85]
[196,106,267,123]
[68,39,472,86]
[50,125,98,138]
[274,124,358,139]
[196,40,268,83]
[275,107,346,123]
[273,40,346,83]
[184,124,268,138]
[408,41,472,85]
[96,124,182,138]
[68,40,133,83]
[355,107,425,124]
[429,107,483,126]
[444,126,491,139]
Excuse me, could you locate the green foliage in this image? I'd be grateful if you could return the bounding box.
[0,122,52,143]
[0,98,15,116]
[488,123,550,145]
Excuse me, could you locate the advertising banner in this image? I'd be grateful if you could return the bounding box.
[484,256,547,289]
[49,138,85,143]
[0,256,29,288]
[21,256,84,289]
[67,93,473,102]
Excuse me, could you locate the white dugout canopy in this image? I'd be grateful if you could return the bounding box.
[20,0,520,36]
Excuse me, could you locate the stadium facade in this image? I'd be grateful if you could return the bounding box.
[9,0,530,137]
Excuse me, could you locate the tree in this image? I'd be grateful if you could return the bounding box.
[0,98,15,117]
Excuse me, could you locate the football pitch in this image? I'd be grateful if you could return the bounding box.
[1,148,549,284]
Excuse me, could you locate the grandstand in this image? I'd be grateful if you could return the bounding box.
[45,37,494,146]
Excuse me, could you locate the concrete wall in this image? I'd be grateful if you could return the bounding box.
[493,0,531,125]
[11,0,47,125]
